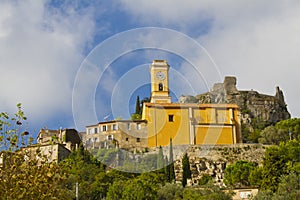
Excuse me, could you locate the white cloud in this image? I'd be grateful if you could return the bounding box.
[0,1,96,127]
[119,0,300,117]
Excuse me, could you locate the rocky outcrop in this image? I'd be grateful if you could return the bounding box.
[179,76,290,125]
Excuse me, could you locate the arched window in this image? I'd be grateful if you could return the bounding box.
[159,83,163,91]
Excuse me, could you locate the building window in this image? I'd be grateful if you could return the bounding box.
[107,135,113,140]
[137,123,141,130]
[102,125,107,131]
[127,123,131,130]
[94,127,98,134]
[126,137,129,142]
[169,115,174,122]
[136,138,141,142]
[159,83,163,91]
[112,124,118,130]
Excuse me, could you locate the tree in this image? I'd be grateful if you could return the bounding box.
[135,96,141,115]
[181,153,191,187]
[158,183,183,200]
[0,103,31,151]
[157,146,165,170]
[169,138,175,182]
[224,160,258,188]
[60,147,106,199]
[0,104,71,199]
[253,172,300,200]
[276,118,300,140]
[260,139,300,192]
[122,172,166,200]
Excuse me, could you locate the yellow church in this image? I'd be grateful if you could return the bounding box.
[83,60,242,149]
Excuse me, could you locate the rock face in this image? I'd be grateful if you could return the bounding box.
[179,76,290,125]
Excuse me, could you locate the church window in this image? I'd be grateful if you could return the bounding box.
[159,83,163,91]
[169,115,174,122]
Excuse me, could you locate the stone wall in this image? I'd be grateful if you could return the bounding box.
[152,144,266,187]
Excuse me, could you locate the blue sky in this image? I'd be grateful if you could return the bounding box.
[1,0,300,136]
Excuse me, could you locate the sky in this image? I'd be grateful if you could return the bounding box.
[0,0,300,136]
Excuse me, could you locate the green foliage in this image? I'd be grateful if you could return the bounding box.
[0,103,31,151]
[158,183,184,200]
[121,172,166,200]
[259,118,300,144]
[198,174,212,185]
[251,117,269,131]
[276,118,300,140]
[60,147,106,199]
[224,160,258,188]
[182,153,191,187]
[157,146,165,170]
[259,125,282,144]
[249,167,263,187]
[253,172,300,200]
[183,182,233,200]
[0,104,72,199]
[135,95,141,115]
[169,138,175,182]
[0,151,72,199]
[131,113,142,120]
[260,139,300,192]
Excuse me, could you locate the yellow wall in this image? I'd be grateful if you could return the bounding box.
[146,106,190,147]
[143,103,241,147]
[195,126,233,144]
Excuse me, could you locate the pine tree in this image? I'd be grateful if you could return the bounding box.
[169,138,175,182]
[181,153,191,187]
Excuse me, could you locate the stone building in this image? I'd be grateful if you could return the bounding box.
[21,128,82,163]
[83,120,148,150]
[83,60,242,149]
[37,128,81,151]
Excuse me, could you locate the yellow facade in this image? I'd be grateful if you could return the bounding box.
[143,59,242,147]
[142,103,241,147]
[150,60,171,103]
[85,60,242,149]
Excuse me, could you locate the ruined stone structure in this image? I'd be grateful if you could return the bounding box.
[179,76,290,128]
[20,128,82,163]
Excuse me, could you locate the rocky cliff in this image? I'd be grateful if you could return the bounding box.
[179,77,290,132]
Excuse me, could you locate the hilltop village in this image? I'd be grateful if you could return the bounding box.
[2,60,297,199]
[30,60,291,162]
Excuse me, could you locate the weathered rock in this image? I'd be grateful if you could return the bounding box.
[180,76,290,126]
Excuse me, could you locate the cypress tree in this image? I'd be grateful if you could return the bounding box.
[182,153,191,187]
[157,146,165,170]
[169,138,175,182]
[135,96,141,115]
[165,155,170,181]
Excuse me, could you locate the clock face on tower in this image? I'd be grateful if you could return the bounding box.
[156,71,165,80]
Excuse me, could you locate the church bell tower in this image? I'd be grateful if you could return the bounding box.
[150,60,171,103]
